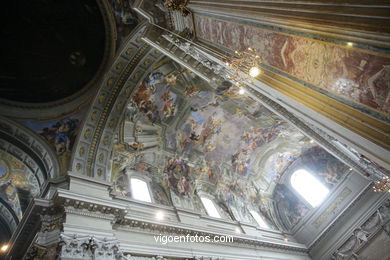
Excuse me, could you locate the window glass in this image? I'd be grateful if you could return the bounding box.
[130,178,152,203]
[250,210,269,229]
[291,169,329,207]
[200,197,221,218]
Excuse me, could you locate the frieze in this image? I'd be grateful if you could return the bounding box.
[114,218,307,253]
[331,199,390,259]
[58,195,306,253]
[59,233,128,260]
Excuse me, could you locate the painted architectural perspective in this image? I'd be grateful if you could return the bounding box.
[0,1,389,260]
[194,15,390,116]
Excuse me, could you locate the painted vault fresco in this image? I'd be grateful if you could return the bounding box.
[111,58,352,231]
[0,151,40,220]
[19,109,86,173]
[194,15,390,115]
[273,146,349,230]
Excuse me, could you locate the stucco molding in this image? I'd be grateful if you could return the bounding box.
[70,22,165,181]
[0,116,61,183]
[57,192,308,254]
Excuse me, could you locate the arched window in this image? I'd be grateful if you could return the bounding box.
[249,210,269,229]
[200,197,221,218]
[130,178,152,203]
[291,169,329,207]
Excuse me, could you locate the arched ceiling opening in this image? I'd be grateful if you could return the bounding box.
[111,57,354,232]
[0,150,43,247]
[0,116,59,248]
[0,0,106,103]
[0,152,40,220]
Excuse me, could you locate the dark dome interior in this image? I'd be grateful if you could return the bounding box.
[0,0,106,103]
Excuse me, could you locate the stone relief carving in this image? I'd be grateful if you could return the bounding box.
[59,234,129,260]
[25,243,59,260]
[162,34,227,80]
[162,0,190,16]
[39,211,64,233]
[331,199,390,259]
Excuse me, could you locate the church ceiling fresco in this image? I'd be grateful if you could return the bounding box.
[194,15,390,117]
[19,109,86,174]
[274,146,349,230]
[112,57,352,231]
[0,151,40,221]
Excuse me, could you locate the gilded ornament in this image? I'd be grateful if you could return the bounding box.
[163,0,190,16]
[98,153,104,163]
[108,119,116,128]
[116,102,123,111]
[10,157,25,170]
[84,129,91,139]
[79,147,85,157]
[107,78,114,86]
[125,86,132,95]
[143,59,151,66]
[11,173,29,189]
[91,111,98,121]
[126,48,133,55]
[98,93,106,104]
[103,136,110,146]
[97,169,103,176]
[75,163,82,171]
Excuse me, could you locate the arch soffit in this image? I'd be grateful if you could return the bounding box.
[0,116,61,183]
[71,22,164,181]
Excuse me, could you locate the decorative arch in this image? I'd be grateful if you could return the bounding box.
[0,116,61,243]
[273,146,352,231]
[0,116,61,182]
[0,197,18,243]
[70,22,164,180]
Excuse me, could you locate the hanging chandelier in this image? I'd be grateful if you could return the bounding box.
[224,47,263,88]
[373,175,390,192]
